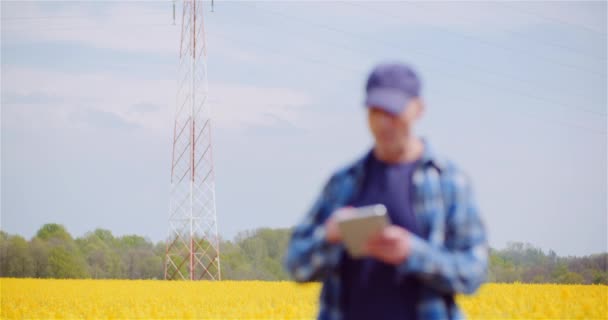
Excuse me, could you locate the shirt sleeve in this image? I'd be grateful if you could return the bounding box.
[396,170,489,295]
[284,175,345,283]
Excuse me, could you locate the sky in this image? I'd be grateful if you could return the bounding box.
[1,1,606,257]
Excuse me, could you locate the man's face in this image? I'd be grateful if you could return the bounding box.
[367,99,422,155]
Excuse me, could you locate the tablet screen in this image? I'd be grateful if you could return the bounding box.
[336,204,389,258]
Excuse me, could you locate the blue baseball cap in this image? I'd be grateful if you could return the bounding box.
[365,62,421,115]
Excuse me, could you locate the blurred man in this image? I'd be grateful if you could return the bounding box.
[285,62,488,320]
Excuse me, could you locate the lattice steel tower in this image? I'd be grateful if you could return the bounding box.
[165,0,220,281]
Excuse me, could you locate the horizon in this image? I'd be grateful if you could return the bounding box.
[1,222,606,258]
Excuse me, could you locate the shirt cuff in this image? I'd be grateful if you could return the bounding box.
[312,225,343,269]
[397,234,431,279]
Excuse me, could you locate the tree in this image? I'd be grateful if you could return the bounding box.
[229,228,291,280]
[2,235,34,277]
[591,270,608,284]
[558,271,585,284]
[76,229,122,279]
[36,224,72,241]
[488,249,521,283]
[2,224,605,283]
[117,235,161,279]
[29,237,50,277]
[0,231,10,276]
[33,224,89,278]
[48,246,89,278]
[220,240,254,280]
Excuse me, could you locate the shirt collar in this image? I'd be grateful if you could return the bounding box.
[351,138,444,185]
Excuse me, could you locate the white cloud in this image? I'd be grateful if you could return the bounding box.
[208,82,312,129]
[2,66,171,129]
[1,1,266,68]
[1,66,313,132]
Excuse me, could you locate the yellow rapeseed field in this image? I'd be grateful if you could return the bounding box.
[1,278,606,319]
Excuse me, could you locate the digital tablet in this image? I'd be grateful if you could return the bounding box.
[336,204,389,258]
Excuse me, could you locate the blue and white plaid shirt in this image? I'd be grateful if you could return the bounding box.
[285,140,488,320]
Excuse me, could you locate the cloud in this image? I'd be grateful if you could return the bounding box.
[1,65,175,130]
[242,112,308,136]
[1,92,64,105]
[208,83,313,130]
[130,102,163,115]
[69,108,139,130]
[1,66,314,133]
[1,1,263,64]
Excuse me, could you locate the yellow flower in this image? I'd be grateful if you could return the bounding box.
[1,279,606,319]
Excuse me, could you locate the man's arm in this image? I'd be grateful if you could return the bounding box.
[284,176,344,283]
[396,170,488,295]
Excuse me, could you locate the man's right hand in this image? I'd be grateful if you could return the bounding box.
[324,207,354,244]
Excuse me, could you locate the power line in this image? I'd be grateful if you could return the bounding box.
[499,3,608,37]
[208,26,361,76]
[1,11,174,30]
[1,15,85,20]
[234,2,606,117]
[1,22,177,32]
[208,26,606,137]
[3,5,604,119]
[239,2,607,93]
[532,115,606,135]
[2,5,605,134]
[345,1,607,67]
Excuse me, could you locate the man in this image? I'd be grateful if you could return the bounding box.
[285,62,488,320]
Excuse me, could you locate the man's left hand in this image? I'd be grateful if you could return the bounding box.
[364,225,411,265]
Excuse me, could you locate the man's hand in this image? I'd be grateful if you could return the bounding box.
[324,207,355,244]
[364,225,411,265]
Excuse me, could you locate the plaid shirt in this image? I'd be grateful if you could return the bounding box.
[285,140,488,320]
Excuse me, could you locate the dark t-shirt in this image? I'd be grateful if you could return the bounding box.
[341,152,423,320]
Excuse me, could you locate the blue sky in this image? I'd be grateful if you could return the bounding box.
[1,1,606,256]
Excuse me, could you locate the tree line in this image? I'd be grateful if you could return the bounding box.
[1,223,606,284]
